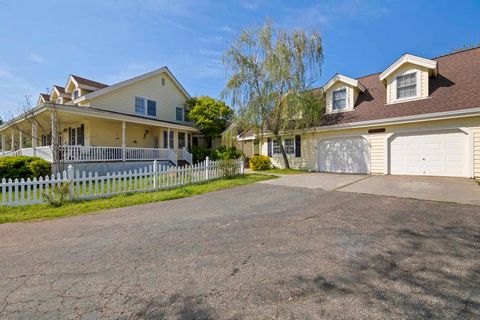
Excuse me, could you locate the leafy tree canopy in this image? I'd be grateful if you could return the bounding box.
[222,21,324,168]
[185,96,234,137]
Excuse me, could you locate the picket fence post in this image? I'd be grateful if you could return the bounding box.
[205,156,209,180]
[240,158,245,175]
[153,160,158,189]
[67,164,74,201]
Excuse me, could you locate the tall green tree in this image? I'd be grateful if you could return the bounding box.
[185,96,234,146]
[222,21,324,168]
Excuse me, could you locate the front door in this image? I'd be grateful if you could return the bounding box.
[153,136,159,148]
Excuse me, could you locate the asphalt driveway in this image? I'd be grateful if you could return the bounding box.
[1,183,479,319]
[260,173,480,205]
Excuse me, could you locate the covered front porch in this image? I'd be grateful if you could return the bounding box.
[0,105,196,166]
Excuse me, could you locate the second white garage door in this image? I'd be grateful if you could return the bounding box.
[317,137,370,173]
[389,130,468,177]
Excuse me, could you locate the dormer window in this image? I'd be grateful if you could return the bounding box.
[396,73,416,99]
[73,89,80,99]
[332,89,347,111]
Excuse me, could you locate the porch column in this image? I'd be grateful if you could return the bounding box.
[50,112,57,148]
[167,128,171,149]
[32,123,37,157]
[121,121,126,161]
[11,132,14,151]
[18,131,23,155]
[1,134,4,155]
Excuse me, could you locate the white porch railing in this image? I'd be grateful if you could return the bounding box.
[181,148,193,164]
[0,146,190,164]
[58,146,172,162]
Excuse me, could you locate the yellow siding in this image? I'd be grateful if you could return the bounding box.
[368,135,386,174]
[473,127,480,177]
[86,73,188,123]
[262,116,480,177]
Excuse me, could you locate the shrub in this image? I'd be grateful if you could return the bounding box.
[218,159,240,178]
[249,155,271,171]
[43,182,70,207]
[0,156,51,180]
[212,146,243,160]
[28,159,51,177]
[191,146,211,163]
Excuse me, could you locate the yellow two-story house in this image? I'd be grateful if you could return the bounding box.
[0,67,199,173]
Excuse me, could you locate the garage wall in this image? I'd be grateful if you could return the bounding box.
[260,116,480,177]
[368,135,386,174]
[474,127,480,177]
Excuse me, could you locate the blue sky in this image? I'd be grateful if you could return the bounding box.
[0,0,479,118]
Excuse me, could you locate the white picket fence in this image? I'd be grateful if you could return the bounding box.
[0,158,244,207]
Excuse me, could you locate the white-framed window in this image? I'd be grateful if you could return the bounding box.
[284,138,295,155]
[147,99,156,116]
[135,96,145,114]
[332,88,347,111]
[73,89,80,99]
[176,106,184,121]
[396,72,417,99]
[273,138,295,155]
[56,98,62,104]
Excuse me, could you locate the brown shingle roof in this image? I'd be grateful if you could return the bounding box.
[71,75,108,89]
[321,47,480,126]
[40,93,50,101]
[53,85,65,94]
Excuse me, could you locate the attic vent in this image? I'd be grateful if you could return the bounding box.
[161,78,165,86]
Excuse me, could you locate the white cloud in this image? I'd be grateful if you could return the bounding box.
[198,49,223,57]
[28,53,46,64]
[240,0,259,10]
[220,25,234,33]
[0,67,43,116]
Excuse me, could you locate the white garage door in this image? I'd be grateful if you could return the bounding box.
[389,130,468,177]
[317,137,370,173]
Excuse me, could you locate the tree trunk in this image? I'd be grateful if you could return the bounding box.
[275,135,290,169]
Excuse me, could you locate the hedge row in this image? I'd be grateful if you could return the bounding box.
[0,156,51,180]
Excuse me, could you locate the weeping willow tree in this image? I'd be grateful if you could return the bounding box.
[222,21,325,169]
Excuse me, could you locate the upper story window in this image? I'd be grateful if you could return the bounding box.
[176,106,184,121]
[332,89,347,111]
[147,100,156,116]
[396,73,417,99]
[135,97,145,114]
[56,98,62,104]
[73,89,80,99]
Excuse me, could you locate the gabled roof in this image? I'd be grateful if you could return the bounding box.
[73,67,191,103]
[321,47,480,127]
[379,53,437,82]
[71,75,108,89]
[65,75,109,93]
[53,85,65,94]
[40,93,50,101]
[323,74,366,92]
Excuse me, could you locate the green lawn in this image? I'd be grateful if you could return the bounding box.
[264,168,307,174]
[0,174,276,224]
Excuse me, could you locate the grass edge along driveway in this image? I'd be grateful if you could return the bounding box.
[0,174,276,224]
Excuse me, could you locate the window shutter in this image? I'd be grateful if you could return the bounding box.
[267,138,272,157]
[78,124,85,146]
[295,135,301,158]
